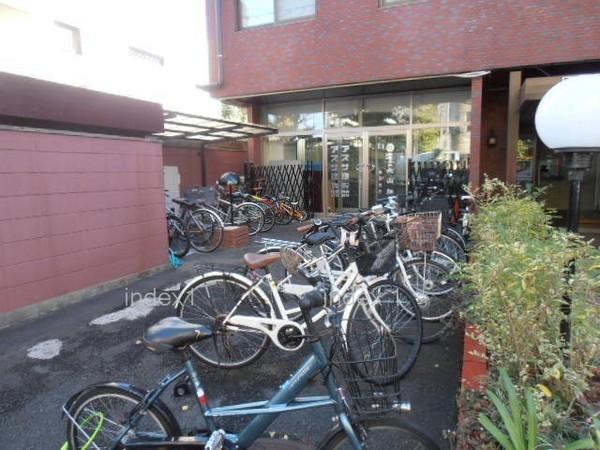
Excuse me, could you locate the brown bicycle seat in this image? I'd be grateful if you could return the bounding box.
[297,223,313,233]
[243,252,281,269]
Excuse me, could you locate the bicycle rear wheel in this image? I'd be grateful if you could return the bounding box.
[177,274,271,368]
[318,417,439,450]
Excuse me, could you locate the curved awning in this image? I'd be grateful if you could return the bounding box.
[153,110,277,143]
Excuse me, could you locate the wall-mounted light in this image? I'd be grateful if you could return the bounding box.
[487,130,497,147]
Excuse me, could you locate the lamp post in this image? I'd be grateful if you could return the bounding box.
[535,74,600,345]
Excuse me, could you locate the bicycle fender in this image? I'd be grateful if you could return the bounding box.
[62,382,182,436]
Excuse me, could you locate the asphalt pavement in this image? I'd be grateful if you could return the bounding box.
[0,224,463,449]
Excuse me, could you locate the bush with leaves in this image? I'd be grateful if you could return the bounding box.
[461,177,600,447]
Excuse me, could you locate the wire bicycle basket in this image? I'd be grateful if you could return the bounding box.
[328,317,403,417]
[280,247,305,276]
[395,211,442,252]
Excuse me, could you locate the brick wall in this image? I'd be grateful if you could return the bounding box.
[162,143,249,192]
[208,0,600,99]
[0,129,167,314]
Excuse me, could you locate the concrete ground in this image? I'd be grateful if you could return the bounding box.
[0,224,463,449]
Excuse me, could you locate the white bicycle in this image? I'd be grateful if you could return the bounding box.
[175,224,423,378]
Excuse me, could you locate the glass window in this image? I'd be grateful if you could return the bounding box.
[325,98,361,128]
[264,101,323,132]
[413,90,471,124]
[239,0,274,28]
[412,126,471,162]
[239,0,315,28]
[263,135,323,165]
[276,0,315,21]
[363,94,410,127]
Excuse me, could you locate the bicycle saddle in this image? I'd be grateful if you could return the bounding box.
[304,230,336,246]
[173,198,196,208]
[143,317,212,352]
[243,252,281,269]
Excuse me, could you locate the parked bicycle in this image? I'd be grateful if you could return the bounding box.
[175,210,423,379]
[62,285,438,449]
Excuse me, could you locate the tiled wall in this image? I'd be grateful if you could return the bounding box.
[0,129,168,314]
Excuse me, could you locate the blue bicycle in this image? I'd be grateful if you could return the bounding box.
[62,285,438,450]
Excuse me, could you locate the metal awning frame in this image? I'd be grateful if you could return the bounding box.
[153,110,277,143]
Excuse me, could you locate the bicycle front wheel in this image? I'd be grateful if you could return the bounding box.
[318,417,439,450]
[66,386,178,450]
[186,209,223,252]
[257,202,275,232]
[346,280,422,380]
[167,214,190,257]
[234,202,264,236]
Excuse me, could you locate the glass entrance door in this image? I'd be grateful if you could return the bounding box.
[367,132,408,205]
[326,134,363,211]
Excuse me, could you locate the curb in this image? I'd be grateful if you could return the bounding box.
[460,323,489,391]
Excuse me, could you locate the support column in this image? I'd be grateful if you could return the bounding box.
[247,103,263,165]
[469,77,484,188]
[505,71,522,184]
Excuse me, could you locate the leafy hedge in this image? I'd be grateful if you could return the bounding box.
[463,178,600,447]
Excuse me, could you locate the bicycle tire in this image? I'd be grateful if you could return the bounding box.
[445,226,467,250]
[167,214,190,257]
[176,273,271,369]
[187,209,223,253]
[234,202,265,236]
[438,233,466,262]
[66,385,178,450]
[345,280,422,381]
[257,202,275,232]
[396,258,455,298]
[318,416,439,450]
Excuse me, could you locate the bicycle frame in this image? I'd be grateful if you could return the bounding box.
[110,335,363,450]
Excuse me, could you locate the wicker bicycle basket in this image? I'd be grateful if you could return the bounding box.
[395,211,442,252]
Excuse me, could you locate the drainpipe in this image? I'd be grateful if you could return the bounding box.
[197,0,224,89]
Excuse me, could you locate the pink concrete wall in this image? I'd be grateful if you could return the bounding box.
[0,129,168,314]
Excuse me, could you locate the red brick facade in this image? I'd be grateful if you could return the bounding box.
[207,0,600,99]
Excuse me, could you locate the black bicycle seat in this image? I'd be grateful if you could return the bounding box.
[305,230,337,246]
[143,317,212,353]
[173,198,196,208]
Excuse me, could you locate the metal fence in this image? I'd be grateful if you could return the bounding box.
[245,161,319,217]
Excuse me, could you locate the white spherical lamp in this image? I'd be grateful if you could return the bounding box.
[535,74,600,151]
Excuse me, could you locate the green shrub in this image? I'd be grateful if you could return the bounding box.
[462,177,600,447]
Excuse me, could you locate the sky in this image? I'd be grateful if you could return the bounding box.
[0,0,222,116]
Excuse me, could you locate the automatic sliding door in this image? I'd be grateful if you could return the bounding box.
[327,135,362,211]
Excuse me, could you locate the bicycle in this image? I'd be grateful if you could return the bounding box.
[175,217,423,378]
[172,198,224,252]
[166,208,190,258]
[62,286,439,450]
[203,189,265,236]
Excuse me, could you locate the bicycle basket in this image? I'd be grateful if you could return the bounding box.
[280,247,305,276]
[329,319,402,416]
[355,239,396,276]
[395,211,442,252]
